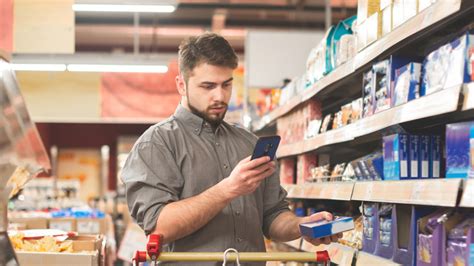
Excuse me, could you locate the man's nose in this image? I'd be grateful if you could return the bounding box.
[212,86,225,101]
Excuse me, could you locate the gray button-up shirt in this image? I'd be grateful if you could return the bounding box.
[121,105,289,265]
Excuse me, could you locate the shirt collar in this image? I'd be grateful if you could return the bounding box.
[174,104,216,135]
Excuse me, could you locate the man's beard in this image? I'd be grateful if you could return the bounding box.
[187,91,227,128]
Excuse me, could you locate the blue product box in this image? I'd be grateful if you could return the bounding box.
[409,135,420,179]
[430,135,441,178]
[420,135,430,178]
[446,121,474,178]
[421,31,474,96]
[383,134,410,180]
[300,217,354,239]
[393,62,422,106]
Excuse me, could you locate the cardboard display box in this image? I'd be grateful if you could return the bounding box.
[16,234,103,266]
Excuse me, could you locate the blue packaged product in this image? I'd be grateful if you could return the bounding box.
[383,134,410,180]
[420,135,430,178]
[421,32,474,96]
[430,135,441,178]
[446,121,474,178]
[300,217,354,239]
[409,135,420,179]
[393,62,422,106]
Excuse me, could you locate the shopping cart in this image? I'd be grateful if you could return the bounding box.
[132,234,331,266]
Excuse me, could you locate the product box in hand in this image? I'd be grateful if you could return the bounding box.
[300,217,354,239]
[421,32,474,96]
[383,133,410,180]
[446,121,474,178]
[393,62,422,106]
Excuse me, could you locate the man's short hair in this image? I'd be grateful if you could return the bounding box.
[178,32,238,82]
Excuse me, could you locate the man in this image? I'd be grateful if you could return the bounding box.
[121,32,340,265]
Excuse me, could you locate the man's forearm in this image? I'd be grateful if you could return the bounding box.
[267,211,303,242]
[153,182,231,243]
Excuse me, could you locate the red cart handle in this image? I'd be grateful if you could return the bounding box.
[147,234,162,260]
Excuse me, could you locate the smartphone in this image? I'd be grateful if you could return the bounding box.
[251,135,281,161]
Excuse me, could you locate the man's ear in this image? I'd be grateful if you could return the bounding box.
[176,75,186,97]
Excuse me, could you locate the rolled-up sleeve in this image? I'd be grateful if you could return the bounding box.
[121,140,184,235]
[262,164,290,238]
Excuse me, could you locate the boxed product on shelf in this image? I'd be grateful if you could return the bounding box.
[76,218,107,235]
[333,111,343,129]
[341,103,352,126]
[392,0,404,29]
[9,217,48,230]
[402,0,417,22]
[383,133,410,180]
[305,119,322,139]
[331,163,347,180]
[279,158,296,184]
[328,16,357,71]
[430,135,441,178]
[420,135,430,178]
[336,34,356,66]
[381,3,393,36]
[296,153,317,184]
[470,127,474,178]
[421,31,474,96]
[362,202,379,253]
[357,0,381,25]
[356,20,368,51]
[277,100,322,145]
[418,0,437,12]
[351,98,363,122]
[409,135,420,179]
[470,47,474,81]
[366,11,382,45]
[417,211,464,266]
[320,114,333,133]
[362,70,375,117]
[310,164,330,182]
[446,217,474,266]
[373,60,390,113]
[339,216,363,249]
[393,62,422,106]
[379,0,392,10]
[446,121,474,178]
[375,204,394,259]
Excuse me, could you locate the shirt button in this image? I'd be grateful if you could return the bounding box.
[235,211,240,216]
[215,142,220,146]
[224,164,228,169]
[194,128,199,132]
[236,237,242,243]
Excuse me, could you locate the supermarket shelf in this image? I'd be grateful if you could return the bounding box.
[284,182,355,201]
[356,251,401,266]
[0,49,11,62]
[353,0,462,69]
[460,179,474,208]
[353,85,461,138]
[252,0,465,131]
[32,116,164,124]
[276,86,461,158]
[351,179,462,207]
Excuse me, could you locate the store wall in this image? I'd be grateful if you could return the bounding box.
[17,71,101,120]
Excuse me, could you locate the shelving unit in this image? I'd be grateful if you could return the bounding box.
[277,85,462,158]
[284,182,354,201]
[253,0,470,131]
[460,179,474,208]
[255,1,474,265]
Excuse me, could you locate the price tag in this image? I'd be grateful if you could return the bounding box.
[410,182,424,203]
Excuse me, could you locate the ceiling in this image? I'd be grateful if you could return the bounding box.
[75,0,357,53]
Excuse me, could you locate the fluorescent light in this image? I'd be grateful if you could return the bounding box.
[10,64,67,72]
[67,64,168,73]
[72,4,176,13]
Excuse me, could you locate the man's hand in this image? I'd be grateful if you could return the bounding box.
[219,156,276,200]
[300,211,343,246]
